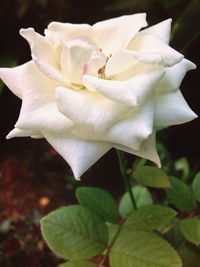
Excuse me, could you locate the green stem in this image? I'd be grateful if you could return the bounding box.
[116,150,137,210]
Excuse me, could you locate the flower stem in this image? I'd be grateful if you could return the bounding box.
[116,150,137,210]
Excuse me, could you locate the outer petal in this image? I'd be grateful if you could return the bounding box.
[99,98,154,150]
[128,33,183,67]
[114,132,161,167]
[155,89,197,126]
[93,13,147,55]
[20,28,67,83]
[83,67,164,106]
[140,19,172,44]
[15,62,73,133]
[71,98,154,151]
[42,132,111,179]
[156,58,196,92]
[47,22,94,42]
[0,63,29,99]
[6,127,41,139]
[56,87,129,132]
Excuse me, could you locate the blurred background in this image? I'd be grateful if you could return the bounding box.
[0,0,200,266]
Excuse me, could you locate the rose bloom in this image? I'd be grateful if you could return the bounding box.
[0,14,197,179]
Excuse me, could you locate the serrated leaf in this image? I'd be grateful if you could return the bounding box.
[58,261,99,267]
[76,187,118,223]
[41,205,108,260]
[192,172,200,202]
[110,229,182,267]
[180,218,200,246]
[166,177,197,212]
[119,185,153,219]
[132,166,171,188]
[124,205,177,231]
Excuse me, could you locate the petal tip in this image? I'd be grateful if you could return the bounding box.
[19,27,34,37]
[6,134,12,140]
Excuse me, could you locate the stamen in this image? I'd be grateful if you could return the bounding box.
[98,53,112,79]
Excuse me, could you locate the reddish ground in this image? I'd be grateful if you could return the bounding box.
[0,141,73,220]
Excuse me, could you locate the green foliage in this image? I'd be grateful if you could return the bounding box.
[164,219,184,249]
[171,0,200,52]
[41,205,108,260]
[76,187,118,223]
[124,205,177,231]
[58,261,100,267]
[180,218,200,246]
[119,185,153,218]
[40,186,183,266]
[110,230,182,267]
[40,152,200,266]
[132,166,171,188]
[106,223,120,246]
[166,177,197,212]
[192,172,200,202]
[175,158,190,182]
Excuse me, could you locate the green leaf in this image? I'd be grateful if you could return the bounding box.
[175,158,190,181]
[106,223,120,246]
[76,187,118,223]
[166,177,197,212]
[58,261,99,267]
[124,205,177,231]
[110,229,182,267]
[41,205,108,260]
[119,185,153,218]
[180,218,200,246]
[192,172,200,202]
[132,166,171,188]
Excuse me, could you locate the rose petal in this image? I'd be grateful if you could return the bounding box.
[83,66,164,106]
[140,19,172,44]
[56,86,129,132]
[93,13,147,55]
[114,132,161,167]
[61,37,105,85]
[128,33,183,67]
[83,75,137,106]
[47,22,94,42]
[42,132,111,179]
[71,98,154,150]
[155,89,197,126]
[15,62,73,133]
[105,99,154,150]
[0,63,29,99]
[20,28,67,83]
[6,127,41,139]
[105,49,162,77]
[156,58,196,91]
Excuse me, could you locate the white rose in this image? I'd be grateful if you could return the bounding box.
[0,14,197,179]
